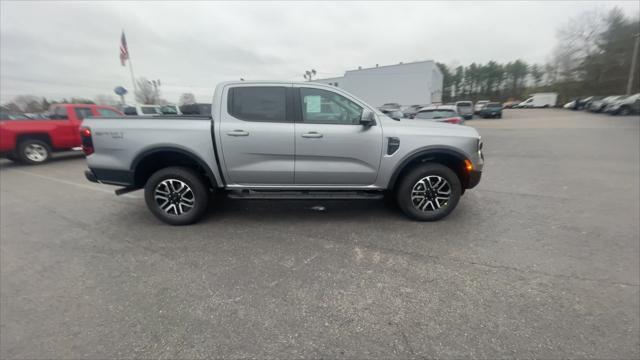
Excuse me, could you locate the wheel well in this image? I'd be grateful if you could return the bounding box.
[133,150,215,188]
[391,151,469,191]
[16,133,51,148]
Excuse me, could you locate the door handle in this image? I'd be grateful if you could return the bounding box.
[227,130,249,137]
[302,132,323,138]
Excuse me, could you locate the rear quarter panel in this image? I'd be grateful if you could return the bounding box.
[83,118,222,186]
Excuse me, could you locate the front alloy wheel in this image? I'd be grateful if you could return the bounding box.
[411,175,451,212]
[397,163,462,221]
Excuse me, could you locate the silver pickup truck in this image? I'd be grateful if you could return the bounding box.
[82,81,483,225]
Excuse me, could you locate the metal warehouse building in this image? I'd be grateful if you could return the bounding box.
[315,60,443,107]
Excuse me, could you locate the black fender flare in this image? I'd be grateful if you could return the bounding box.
[387,146,469,189]
[131,146,219,188]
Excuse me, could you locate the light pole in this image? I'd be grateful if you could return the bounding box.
[627,33,640,95]
[303,69,317,81]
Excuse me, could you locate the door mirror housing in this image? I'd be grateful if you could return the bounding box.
[360,109,375,126]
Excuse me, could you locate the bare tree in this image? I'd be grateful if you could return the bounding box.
[557,9,605,59]
[179,93,197,105]
[12,95,45,112]
[135,77,159,104]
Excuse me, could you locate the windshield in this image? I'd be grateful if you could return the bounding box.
[486,103,502,108]
[415,110,456,119]
[457,102,472,107]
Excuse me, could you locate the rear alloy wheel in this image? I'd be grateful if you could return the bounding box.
[18,139,51,164]
[144,167,209,225]
[396,163,461,221]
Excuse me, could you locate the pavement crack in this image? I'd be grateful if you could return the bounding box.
[321,237,640,288]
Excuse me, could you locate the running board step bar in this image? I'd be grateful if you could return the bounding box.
[227,190,384,200]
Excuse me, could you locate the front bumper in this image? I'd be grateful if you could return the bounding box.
[467,170,482,189]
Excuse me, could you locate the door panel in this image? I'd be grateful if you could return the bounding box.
[295,123,382,185]
[219,86,294,185]
[294,87,383,185]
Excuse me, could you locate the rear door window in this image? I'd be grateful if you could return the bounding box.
[50,106,68,119]
[228,86,287,122]
[74,107,93,120]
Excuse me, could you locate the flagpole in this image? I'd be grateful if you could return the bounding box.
[122,29,137,104]
[128,56,137,104]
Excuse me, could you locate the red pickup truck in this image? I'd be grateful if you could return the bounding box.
[0,104,123,164]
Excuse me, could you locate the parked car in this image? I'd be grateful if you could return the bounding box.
[455,101,474,120]
[518,93,558,108]
[123,104,162,116]
[179,103,212,115]
[402,104,426,118]
[605,93,640,115]
[413,105,465,124]
[572,97,591,110]
[82,81,483,225]
[581,96,603,110]
[503,100,522,109]
[0,104,123,164]
[379,108,404,120]
[0,112,29,120]
[474,100,490,114]
[588,95,623,112]
[380,102,401,111]
[159,104,182,115]
[478,102,503,118]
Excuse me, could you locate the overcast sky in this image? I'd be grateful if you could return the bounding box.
[1,0,638,104]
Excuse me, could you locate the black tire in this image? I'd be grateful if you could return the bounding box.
[497,114,502,119]
[17,139,51,164]
[6,154,19,162]
[619,106,630,116]
[396,163,462,221]
[144,167,209,225]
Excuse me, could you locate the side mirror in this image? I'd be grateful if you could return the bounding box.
[360,109,375,126]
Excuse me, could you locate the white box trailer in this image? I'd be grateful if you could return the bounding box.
[519,93,558,108]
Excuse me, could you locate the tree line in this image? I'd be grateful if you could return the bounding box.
[437,7,638,104]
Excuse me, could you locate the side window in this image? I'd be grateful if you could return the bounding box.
[74,107,93,120]
[300,88,363,125]
[50,106,68,120]
[228,86,287,122]
[97,108,121,117]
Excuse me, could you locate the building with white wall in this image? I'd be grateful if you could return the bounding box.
[314,60,443,107]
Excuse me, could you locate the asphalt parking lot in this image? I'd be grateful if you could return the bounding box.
[1,109,639,358]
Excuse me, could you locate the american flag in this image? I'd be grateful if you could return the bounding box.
[120,31,129,66]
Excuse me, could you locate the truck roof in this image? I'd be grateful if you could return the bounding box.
[217,80,339,88]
